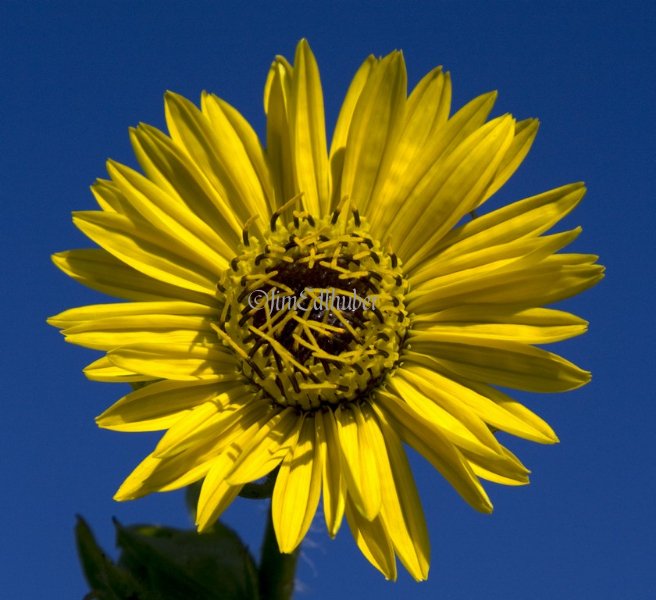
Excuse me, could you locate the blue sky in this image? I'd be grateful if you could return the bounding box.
[1,1,654,598]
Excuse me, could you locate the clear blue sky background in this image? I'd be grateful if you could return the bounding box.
[1,1,654,598]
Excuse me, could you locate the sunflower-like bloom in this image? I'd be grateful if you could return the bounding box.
[49,40,602,580]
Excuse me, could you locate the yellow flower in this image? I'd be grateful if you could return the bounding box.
[49,40,603,581]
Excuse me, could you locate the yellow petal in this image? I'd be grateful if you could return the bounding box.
[289,39,329,216]
[107,160,232,270]
[108,342,236,381]
[265,56,295,209]
[412,305,588,341]
[52,249,213,304]
[73,211,218,294]
[406,66,451,136]
[455,379,559,444]
[369,67,451,226]
[407,254,604,312]
[340,51,407,216]
[165,91,269,225]
[196,478,242,532]
[335,404,382,521]
[49,301,215,328]
[196,406,282,530]
[329,55,376,210]
[272,415,323,552]
[400,363,558,443]
[152,401,222,457]
[227,408,302,484]
[91,178,126,213]
[396,115,516,269]
[96,379,241,432]
[203,95,277,215]
[58,317,214,352]
[478,118,539,206]
[373,406,430,581]
[463,446,530,486]
[316,408,345,537]
[83,356,153,383]
[412,319,586,346]
[199,93,272,220]
[345,497,397,581]
[130,123,243,247]
[408,337,591,392]
[409,228,581,286]
[114,421,242,501]
[428,182,586,261]
[390,374,502,458]
[156,402,272,497]
[432,90,497,157]
[374,390,493,514]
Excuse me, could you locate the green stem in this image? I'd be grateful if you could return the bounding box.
[258,504,299,600]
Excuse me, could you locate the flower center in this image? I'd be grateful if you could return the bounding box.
[215,208,409,410]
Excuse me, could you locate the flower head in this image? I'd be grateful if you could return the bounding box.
[49,40,602,580]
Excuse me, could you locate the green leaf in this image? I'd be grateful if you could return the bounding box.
[75,516,144,600]
[115,520,260,600]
